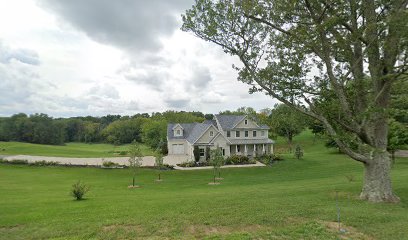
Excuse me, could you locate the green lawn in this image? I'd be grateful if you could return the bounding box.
[1,132,408,239]
[0,142,155,157]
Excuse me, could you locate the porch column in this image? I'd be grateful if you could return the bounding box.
[236,145,238,153]
[253,144,256,157]
[244,144,247,156]
[263,144,265,154]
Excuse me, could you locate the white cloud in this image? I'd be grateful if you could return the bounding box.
[0,0,278,117]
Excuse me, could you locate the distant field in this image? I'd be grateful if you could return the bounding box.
[0,141,155,157]
[1,131,408,239]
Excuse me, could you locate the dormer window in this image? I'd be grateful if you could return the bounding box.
[244,119,248,125]
[173,125,183,137]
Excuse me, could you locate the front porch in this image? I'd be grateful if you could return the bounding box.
[229,143,273,158]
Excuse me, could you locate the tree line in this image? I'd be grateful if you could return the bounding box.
[1,104,406,156]
[0,111,206,151]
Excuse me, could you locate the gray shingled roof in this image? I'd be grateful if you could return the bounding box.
[214,114,270,130]
[167,122,214,144]
[203,119,218,129]
[214,115,245,130]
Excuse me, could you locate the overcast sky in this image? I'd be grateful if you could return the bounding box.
[0,0,277,117]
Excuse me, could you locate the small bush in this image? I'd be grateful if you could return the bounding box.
[256,154,284,165]
[102,161,120,167]
[71,181,90,200]
[161,164,175,170]
[118,151,128,156]
[225,155,254,165]
[29,160,59,166]
[177,161,197,167]
[294,145,304,160]
[9,159,28,165]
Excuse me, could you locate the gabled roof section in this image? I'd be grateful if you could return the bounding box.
[167,123,195,141]
[232,115,260,128]
[214,114,246,130]
[167,122,217,144]
[172,123,184,130]
[188,123,214,144]
[209,132,231,144]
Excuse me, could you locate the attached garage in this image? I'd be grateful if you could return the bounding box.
[172,144,184,155]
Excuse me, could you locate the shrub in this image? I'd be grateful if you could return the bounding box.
[118,151,128,156]
[177,161,197,167]
[71,181,90,200]
[225,155,254,165]
[102,161,120,168]
[256,154,284,165]
[295,145,304,160]
[161,164,174,170]
[30,160,59,166]
[9,159,28,165]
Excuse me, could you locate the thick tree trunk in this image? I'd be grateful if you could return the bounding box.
[360,151,399,203]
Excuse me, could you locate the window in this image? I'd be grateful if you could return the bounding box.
[176,129,180,135]
[199,148,205,157]
[227,131,230,137]
[244,119,248,125]
[237,145,241,152]
[209,131,214,137]
[236,131,240,137]
[253,131,257,137]
[222,149,225,156]
[261,131,265,137]
[245,131,249,137]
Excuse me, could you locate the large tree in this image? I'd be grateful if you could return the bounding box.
[270,104,307,151]
[182,0,408,202]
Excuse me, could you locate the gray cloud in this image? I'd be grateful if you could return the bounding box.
[37,0,193,53]
[165,98,190,109]
[125,71,166,91]
[87,83,120,100]
[188,66,212,90]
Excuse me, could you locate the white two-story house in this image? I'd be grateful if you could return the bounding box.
[167,114,274,160]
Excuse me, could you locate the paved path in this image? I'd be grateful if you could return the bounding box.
[1,154,265,169]
[395,150,408,158]
[1,155,189,167]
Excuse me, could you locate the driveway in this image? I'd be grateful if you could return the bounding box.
[1,154,190,167]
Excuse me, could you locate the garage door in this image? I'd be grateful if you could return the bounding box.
[172,144,184,154]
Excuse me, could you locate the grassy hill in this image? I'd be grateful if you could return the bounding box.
[0,131,407,239]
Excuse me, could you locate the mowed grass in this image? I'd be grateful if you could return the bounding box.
[1,131,408,239]
[0,142,154,157]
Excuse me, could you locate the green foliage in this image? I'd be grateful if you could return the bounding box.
[193,146,200,162]
[225,155,255,165]
[155,153,164,169]
[102,118,147,144]
[70,181,90,201]
[255,154,284,165]
[270,104,306,146]
[128,141,143,186]
[205,146,211,161]
[102,160,120,168]
[388,119,408,158]
[141,119,167,150]
[177,161,198,167]
[209,147,225,177]
[294,145,304,160]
